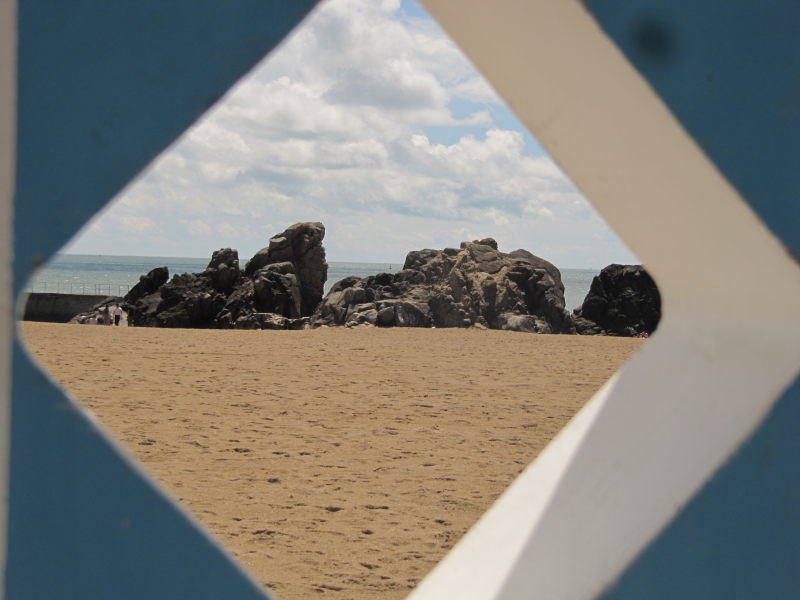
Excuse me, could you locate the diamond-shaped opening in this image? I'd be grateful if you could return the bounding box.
[19,1,656,598]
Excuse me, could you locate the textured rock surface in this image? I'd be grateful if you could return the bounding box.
[119,223,327,329]
[205,247,240,293]
[245,222,327,316]
[573,264,661,336]
[311,238,575,333]
[126,266,169,303]
[76,223,657,337]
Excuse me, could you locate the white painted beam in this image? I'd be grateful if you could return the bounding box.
[411,1,800,599]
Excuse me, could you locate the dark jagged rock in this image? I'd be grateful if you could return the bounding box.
[245,222,327,316]
[216,279,255,328]
[205,248,241,293]
[125,266,169,304]
[76,222,657,336]
[116,223,327,330]
[573,264,661,336]
[311,238,575,334]
[252,264,301,318]
[143,272,228,328]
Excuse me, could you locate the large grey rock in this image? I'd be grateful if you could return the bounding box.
[253,266,302,318]
[125,266,169,304]
[392,301,433,328]
[205,248,241,293]
[311,238,574,334]
[244,222,327,316]
[144,273,227,328]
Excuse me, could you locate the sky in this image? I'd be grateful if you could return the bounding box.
[62,0,637,269]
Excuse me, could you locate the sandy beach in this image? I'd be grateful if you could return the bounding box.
[21,322,642,599]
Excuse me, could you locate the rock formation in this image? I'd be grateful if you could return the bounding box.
[121,222,327,329]
[311,238,576,334]
[245,222,327,316]
[573,264,661,336]
[126,266,169,300]
[69,220,659,337]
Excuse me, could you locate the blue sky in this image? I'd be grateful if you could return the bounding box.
[63,0,636,269]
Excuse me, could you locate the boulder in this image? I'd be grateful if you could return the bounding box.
[377,305,395,326]
[205,248,241,293]
[287,316,310,330]
[573,264,661,336]
[244,222,328,316]
[217,278,256,326]
[311,238,575,334]
[253,266,302,318]
[344,303,379,327]
[392,301,433,328]
[125,266,169,304]
[143,272,227,328]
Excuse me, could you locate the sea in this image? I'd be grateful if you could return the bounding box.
[25,254,599,311]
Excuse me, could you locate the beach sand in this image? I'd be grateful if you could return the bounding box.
[21,322,642,599]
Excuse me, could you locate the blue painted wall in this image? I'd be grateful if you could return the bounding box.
[9,1,797,598]
[584,0,800,256]
[584,2,800,597]
[599,378,800,599]
[10,2,319,598]
[14,1,320,295]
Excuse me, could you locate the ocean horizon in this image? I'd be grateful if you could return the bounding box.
[26,253,599,311]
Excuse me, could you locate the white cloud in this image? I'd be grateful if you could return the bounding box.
[215,221,258,240]
[187,219,212,235]
[65,0,637,269]
[119,216,158,234]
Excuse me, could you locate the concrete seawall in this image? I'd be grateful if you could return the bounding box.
[22,293,121,323]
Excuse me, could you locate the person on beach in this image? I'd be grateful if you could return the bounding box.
[126,306,136,327]
[113,305,123,326]
[102,305,111,325]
